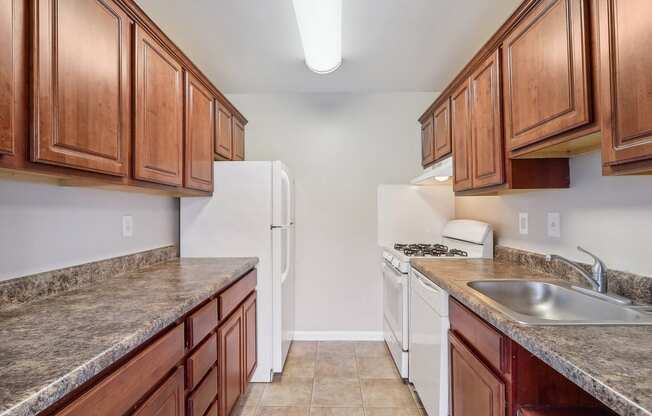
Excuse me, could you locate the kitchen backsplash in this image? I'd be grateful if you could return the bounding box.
[495,245,652,305]
[0,246,178,309]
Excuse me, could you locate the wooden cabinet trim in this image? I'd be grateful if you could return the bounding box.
[503,0,591,150]
[184,71,215,192]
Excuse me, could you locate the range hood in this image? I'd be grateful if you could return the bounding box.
[410,156,453,185]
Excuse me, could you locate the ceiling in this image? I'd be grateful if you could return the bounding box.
[135,0,521,93]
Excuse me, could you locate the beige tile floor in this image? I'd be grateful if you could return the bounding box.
[233,341,426,416]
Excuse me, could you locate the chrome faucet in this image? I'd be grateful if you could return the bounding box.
[546,246,607,294]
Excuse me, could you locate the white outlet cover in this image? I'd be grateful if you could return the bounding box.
[518,212,529,235]
[122,215,133,238]
[547,212,561,238]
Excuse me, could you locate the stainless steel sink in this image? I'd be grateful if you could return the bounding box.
[467,280,652,325]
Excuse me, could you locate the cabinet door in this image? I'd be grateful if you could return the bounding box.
[32,0,131,175]
[433,100,452,160]
[184,72,214,192]
[233,118,246,161]
[242,292,257,388]
[215,102,233,159]
[133,367,185,416]
[421,115,435,166]
[503,0,590,150]
[134,25,184,186]
[451,82,473,192]
[449,332,505,416]
[1,0,21,156]
[470,51,504,189]
[598,0,652,168]
[218,307,244,416]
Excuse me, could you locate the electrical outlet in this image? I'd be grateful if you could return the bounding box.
[122,215,133,238]
[547,212,561,238]
[518,212,529,235]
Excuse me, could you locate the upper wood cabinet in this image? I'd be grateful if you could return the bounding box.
[218,306,245,416]
[0,0,20,156]
[421,115,435,166]
[32,0,131,176]
[185,72,215,192]
[598,0,652,174]
[433,99,452,160]
[134,25,184,187]
[233,118,246,161]
[469,51,504,189]
[451,82,473,192]
[503,0,591,151]
[215,102,233,159]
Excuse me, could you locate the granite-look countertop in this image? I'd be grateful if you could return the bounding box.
[411,258,652,416]
[0,257,258,416]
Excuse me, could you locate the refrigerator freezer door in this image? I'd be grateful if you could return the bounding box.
[273,161,293,226]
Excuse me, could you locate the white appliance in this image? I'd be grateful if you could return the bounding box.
[180,161,295,383]
[410,268,448,416]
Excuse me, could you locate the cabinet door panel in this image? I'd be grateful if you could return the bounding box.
[504,0,590,150]
[33,0,131,175]
[421,115,435,166]
[470,51,504,189]
[433,100,452,160]
[133,367,185,416]
[449,332,505,416]
[134,26,184,186]
[218,307,244,416]
[215,102,233,159]
[185,72,214,192]
[599,0,652,167]
[451,82,473,192]
[0,0,19,155]
[243,292,257,387]
[233,118,245,161]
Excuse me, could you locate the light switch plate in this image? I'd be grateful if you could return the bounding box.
[122,215,133,238]
[547,212,561,238]
[518,212,529,235]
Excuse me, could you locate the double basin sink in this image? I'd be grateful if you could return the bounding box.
[467,280,652,325]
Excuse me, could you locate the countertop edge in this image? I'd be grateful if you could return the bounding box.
[1,257,258,416]
[412,261,651,416]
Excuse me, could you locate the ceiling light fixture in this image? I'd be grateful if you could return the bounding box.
[292,0,342,74]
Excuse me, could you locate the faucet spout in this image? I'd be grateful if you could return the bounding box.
[545,246,608,294]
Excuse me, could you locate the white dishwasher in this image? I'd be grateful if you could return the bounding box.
[409,268,449,416]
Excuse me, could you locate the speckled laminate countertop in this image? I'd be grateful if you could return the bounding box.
[411,258,652,416]
[0,257,258,416]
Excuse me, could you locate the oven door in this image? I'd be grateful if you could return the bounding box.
[382,261,408,350]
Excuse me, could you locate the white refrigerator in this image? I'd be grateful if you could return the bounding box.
[180,161,295,383]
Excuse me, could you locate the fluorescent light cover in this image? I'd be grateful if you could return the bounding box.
[292,0,342,74]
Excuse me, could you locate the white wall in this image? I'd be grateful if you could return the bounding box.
[0,180,179,281]
[227,93,436,336]
[456,151,652,276]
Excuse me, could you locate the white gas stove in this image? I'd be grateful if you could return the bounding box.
[381,219,493,382]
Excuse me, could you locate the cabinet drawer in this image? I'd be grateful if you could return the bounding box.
[219,269,257,319]
[449,298,507,375]
[187,366,218,416]
[187,299,218,348]
[133,366,185,416]
[187,333,217,391]
[56,324,185,416]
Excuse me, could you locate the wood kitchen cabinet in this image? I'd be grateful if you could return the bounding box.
[185,72,215,192]
[502,0,591,152]
[0,0,22,156]
[215,101,234,159]
[218,305,245,416]
[597,0,652,175]
[133,367,185,416]
[32,0,132,176]
[421,115,435,166]
[134,25,184,187]
[451,82,473,192]
[243,292,258,386]
[449,331,505,416]
[233,117,246,161]
[433,99,452,160]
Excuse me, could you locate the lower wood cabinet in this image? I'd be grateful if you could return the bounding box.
[449,331,505,416]
[219,306,245,416]
[243,292,258,386]
[133,367,185,416]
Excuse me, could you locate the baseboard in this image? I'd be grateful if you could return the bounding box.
[293,331,384,341]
